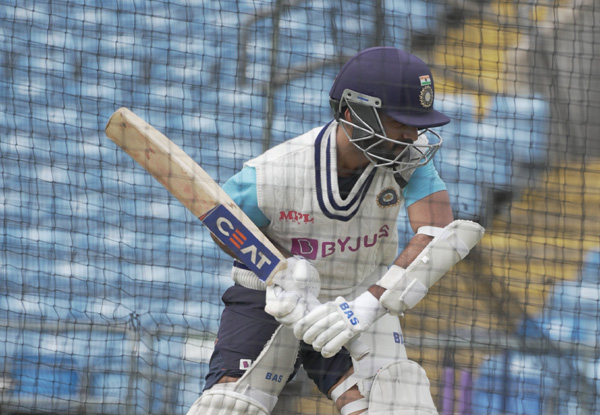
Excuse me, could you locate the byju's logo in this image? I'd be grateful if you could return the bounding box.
[239,359,253,370]
[290,225,391,260]
[291,238,319,260]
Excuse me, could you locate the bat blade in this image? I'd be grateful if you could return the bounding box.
[105,107,286,283]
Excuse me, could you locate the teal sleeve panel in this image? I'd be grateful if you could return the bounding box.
[222,166,271,228]
[402,162,447,207]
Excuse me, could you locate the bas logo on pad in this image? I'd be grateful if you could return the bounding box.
[201,204,281,282]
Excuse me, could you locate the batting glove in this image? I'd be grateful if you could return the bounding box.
[265,256,321,326]
[293,291,386,358]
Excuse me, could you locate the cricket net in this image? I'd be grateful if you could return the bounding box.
[0,1,599,414]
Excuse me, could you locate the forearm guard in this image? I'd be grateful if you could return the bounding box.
[378,220,485,315]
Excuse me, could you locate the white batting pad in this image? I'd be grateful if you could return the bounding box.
[189,325,300,415]
[186,386,269,415]
[235,325,299,399]
[369,360,438,415]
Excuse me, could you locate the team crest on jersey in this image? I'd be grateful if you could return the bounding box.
[377,187,399,208]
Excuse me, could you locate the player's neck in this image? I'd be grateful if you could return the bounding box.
[335,124,370,177]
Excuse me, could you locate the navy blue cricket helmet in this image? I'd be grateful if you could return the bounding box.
[329,47,450,177]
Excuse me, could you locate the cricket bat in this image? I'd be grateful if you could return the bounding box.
[105,107,286,283]
[105,107,369,358]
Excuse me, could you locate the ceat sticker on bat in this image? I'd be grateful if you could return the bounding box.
[200,204,281,282]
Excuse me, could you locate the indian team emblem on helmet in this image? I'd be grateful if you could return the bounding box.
[377,187,400,208]
[419,85,434,108]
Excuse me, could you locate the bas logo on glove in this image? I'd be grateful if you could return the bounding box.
[339,302,359,326]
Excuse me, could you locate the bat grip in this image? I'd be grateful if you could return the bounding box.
[305,296,370,360]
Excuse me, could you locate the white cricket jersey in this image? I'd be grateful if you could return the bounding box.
[245,121,403,300]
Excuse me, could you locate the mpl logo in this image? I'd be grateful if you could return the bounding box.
[201,204,281,282]
[279,210,314,224]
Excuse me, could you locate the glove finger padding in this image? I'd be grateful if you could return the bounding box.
[294,302,336,342]
[265,285,305,322]
[312,321,350,355]
[294,297,365,346]
[275,302,309,326]
[320,330,357,358]
[307,297,367,357]
[313,320,347,350]
[294,292,385,358]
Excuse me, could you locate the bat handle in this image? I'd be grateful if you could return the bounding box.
[305,296,370,360]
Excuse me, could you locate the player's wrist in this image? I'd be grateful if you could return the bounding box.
[367,284,387,300]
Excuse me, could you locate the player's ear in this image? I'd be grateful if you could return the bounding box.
[344,108,352,122]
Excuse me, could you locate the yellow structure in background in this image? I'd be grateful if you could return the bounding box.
[433,0,519,119]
